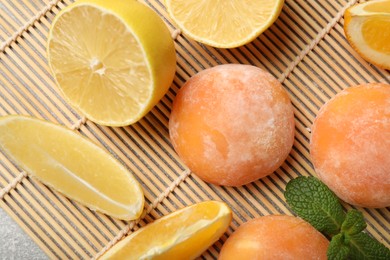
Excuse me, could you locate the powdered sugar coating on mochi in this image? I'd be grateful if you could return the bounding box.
[310,83,390,208]
[169,64,295,186]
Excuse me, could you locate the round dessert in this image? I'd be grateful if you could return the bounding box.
[310,83,390,208]
[219,215,329,260]
[169,64,295,186]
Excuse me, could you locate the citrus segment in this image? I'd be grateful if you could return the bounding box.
[0,116,144,220]
[47,0,176,126]
[101,201,232,259]
[361,18,390,54]
[344,0,390,70]
[165,0,284,48]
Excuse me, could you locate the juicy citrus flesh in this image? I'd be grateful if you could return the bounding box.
[362,17,390,54]
[344,0,390,69]
[47,0,176,126]
[0,116,144,220]
[101,201,232,259]
[165,0,284,48]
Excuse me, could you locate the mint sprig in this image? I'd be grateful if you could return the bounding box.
[341,209,366,235]
[284,176,390,260]
[348,232,390,259]
[327,233,350,260]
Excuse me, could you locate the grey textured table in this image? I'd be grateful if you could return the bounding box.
[0,208,47,260]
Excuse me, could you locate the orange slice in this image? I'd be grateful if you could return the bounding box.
[344,0,390,70]
[101,201,232,259]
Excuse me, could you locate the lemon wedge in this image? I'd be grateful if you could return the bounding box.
[165,0,284,48]
[344,0,390,70]
[47,0,176,126]
[0,116,144,220]
[101,201,232,259]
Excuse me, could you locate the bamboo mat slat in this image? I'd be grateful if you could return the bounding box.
[0,0,389,259]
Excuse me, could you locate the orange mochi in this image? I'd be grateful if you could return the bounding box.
[219,215,329,260]
[310,83,390,208]
[169,64,295,186]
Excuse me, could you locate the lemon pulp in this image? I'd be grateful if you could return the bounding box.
[0,116,144,220]
[101,201,232,259]
[165,0,284,48]
[48,0,176,126]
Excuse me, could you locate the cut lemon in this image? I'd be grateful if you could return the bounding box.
[47,0,176,126]
[165,0,284,48]
[0,116,144,220]
[344,0,390,70]
[101,201,232,259]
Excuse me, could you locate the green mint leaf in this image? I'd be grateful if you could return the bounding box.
[284,176,346,236]
[348,232,390,259]
[341,209,367,235]
[284,177,390,260]
[327,233,350,260]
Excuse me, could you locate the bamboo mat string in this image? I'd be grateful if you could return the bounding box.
[92,168,192,259]
[380,75,390,83]
[0,171,27,199]
[70,116,87,130]
[69,28,181,132]
[0,0,61,53]
[277,0,358,83]
[171,29,181,40]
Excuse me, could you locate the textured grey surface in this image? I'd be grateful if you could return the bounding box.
[0,208,47,260]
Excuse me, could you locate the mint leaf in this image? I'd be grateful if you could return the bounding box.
[327,233,350,260]
[284,176,345,236]
[285,176,390,260]
[341,209,366,235]
[347,232,390,259]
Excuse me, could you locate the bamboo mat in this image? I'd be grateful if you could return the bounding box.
[0,0,389,259]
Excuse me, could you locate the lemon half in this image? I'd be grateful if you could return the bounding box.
[47,0,176,126]
[165,0,285,48]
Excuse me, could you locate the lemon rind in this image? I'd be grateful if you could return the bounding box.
[165,0,285,48]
